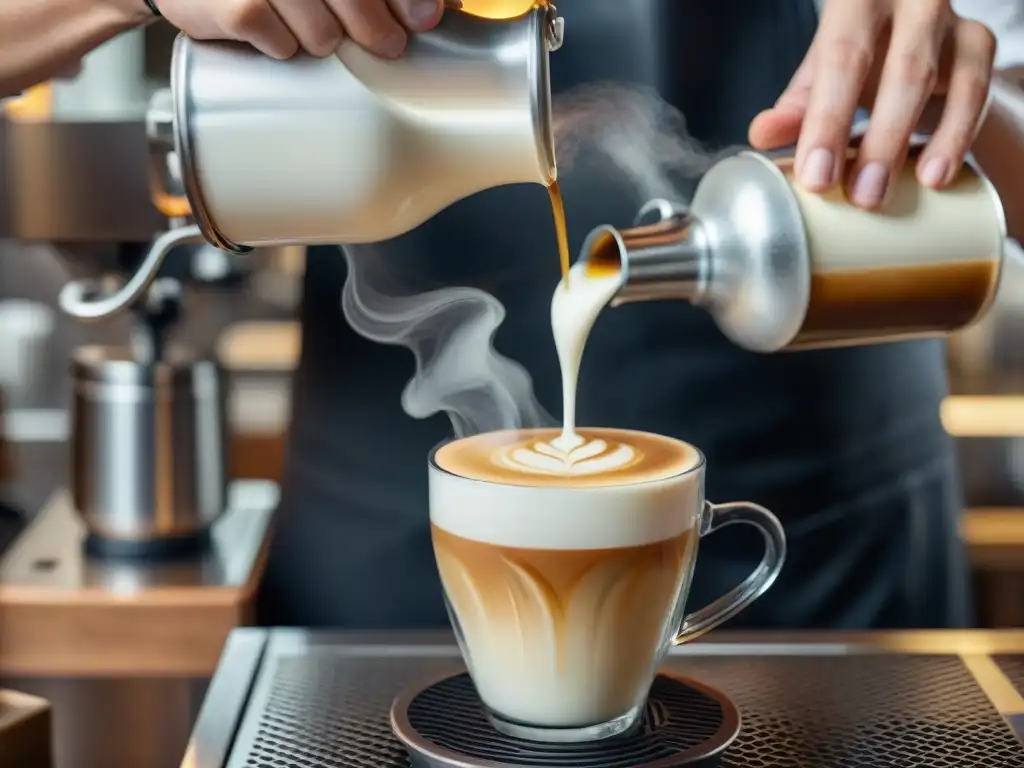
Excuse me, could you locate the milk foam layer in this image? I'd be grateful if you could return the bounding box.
[435,427,697,490]
[430,428,702,551]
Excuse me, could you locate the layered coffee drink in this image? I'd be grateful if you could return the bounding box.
[427,220,784,743]
[430,427,702,730]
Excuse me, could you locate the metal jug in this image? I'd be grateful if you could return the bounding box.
[581,141,1006,352]
[59,5,565,322]
[70,345,227,554]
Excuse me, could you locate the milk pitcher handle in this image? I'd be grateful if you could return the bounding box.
[58,225,205,321]
[673,501,786,644]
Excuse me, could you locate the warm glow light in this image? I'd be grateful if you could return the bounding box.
[940,396,1024,437]
[460,0,548,19]
[3,83,52,119]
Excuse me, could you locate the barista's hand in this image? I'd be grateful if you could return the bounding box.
[152,0,459,60]
[748,0,996,209]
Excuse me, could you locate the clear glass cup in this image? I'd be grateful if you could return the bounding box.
[429,432,785,743]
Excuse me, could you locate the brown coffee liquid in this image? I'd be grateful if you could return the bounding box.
[791,260,1000,349]
[583,229,622,279]
[432,524,697,672]
[548,179,571,284]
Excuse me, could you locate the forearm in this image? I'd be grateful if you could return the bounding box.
[971,70,1024,243]
[0,0,151,99]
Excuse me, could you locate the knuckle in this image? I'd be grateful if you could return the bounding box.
[222,0,265,35]
[961,69,991,102]
[892,50,939,89]
[306,29,343,57]
[806,108,853,146]
[860,126,908,163]
[962,18,997,57]
[822,37,873,77]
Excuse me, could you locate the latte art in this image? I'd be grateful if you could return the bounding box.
[500,436,640,476]
[434,427,698,489]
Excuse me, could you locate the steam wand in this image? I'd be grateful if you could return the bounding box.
[130,279,183,366]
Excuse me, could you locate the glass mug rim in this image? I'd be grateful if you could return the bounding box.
[427,427,707,490]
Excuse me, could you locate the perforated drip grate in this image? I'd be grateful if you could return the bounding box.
[392,672,738,767]
[681,655,1024,768]
[230,652,1024,768]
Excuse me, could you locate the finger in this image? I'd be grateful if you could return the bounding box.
[53,60,84,80]
[748,48,816,148]
[917,19,996,189]
[794,1,883,193]
[269,0,345,57]
[848,0,949,209]
[748,105,803,149]
[775,47,817,114]
[326,0,407,58]
[386,0,444,32]
[220,0,299,59]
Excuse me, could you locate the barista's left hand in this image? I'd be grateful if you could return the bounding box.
[748,0,996,209]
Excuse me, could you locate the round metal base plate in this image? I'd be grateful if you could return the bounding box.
[391,671,740,768]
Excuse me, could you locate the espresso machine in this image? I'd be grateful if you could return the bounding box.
[0,24,259,558]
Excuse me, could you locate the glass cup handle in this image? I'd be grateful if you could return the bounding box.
[673,500,787,644]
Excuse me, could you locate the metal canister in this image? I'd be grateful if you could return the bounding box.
[170,5,563,253]
[57,5,565,324]
[582,142,1006,353]
[70,345,227,548]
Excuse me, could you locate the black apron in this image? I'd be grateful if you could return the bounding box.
[258,0,972,630]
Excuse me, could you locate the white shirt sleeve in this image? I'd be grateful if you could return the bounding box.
[954,0,1024,69]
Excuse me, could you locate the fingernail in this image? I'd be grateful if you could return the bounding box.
[409,0,441,28]
[800,148,836,190]
[919,157,949,188]
[851,162,890,208]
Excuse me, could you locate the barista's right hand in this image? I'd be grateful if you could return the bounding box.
[152,0,458,60]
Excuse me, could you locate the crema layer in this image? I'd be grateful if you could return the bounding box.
[433,428,699,488]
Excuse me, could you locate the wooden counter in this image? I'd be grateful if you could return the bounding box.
[0,481,277,678]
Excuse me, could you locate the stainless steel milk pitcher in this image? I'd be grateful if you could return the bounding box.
[581,142,1007,352]
[59,4,565,322]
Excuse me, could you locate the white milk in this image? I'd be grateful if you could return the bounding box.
[548,263,622,452]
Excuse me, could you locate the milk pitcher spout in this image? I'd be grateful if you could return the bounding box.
[583,145,1006,353]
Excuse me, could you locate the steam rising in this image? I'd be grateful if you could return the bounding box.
[341,244,552,437]
[340,84,722,437]
[553,84,741,203]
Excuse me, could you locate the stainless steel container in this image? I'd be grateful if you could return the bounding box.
[173,5,562,252]
[582,143,1007,353]
[70,345,227,545]
[57,5,564,323]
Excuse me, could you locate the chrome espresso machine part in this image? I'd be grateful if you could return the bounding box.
[58,4,565,324]
[582,141,1006,353]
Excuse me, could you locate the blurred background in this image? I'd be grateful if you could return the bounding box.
[2,2,1024,767]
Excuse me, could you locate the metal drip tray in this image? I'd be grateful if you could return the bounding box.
[185,631,1024,768]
